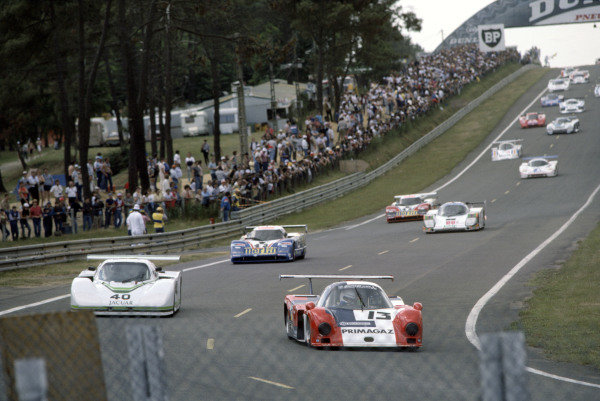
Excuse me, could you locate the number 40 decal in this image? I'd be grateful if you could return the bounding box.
[367,311,391,320]
[110,294,131,300]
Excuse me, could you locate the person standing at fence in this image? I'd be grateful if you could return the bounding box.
[19,203,31,239]
[8,206,19,241]
[126,204,146,236]
[0,208,9,241]
[66,181,78,207]
[114,193,124,228]
[220,191,231,222]
[104,193,115,228]
[50,179,63,203]
[192,161,203,194]
[42,202,54,237]
[92,195,104,229]
[185,152,195,181]
[201,140,210,165]
[152,206,167,233]
[30,199,42,238]
[82,198,93,231]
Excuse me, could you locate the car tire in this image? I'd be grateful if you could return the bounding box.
[285,310,294,339]
[290,244,296,262]
[298,248,306,260]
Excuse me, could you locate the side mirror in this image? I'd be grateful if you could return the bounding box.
[87,266,96,271]
[305,302,316,311]
[413,302,423,311]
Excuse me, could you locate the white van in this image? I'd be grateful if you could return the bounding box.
[180,110,209,136]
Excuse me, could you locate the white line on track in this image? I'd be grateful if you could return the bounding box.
[248,376,294,389]
[206,338,215,350]
[339,265,353,271]
[465,182,600,389]
[377,250,389,255]
[504,190,510,195]
[288,284,305,292]
[345,83,548,231]
[491,199,497,203]
[516,181,521,186]
[550,143,554,149]
[234,308,252,318]
[409,238,419,243]
[0,259,229,317]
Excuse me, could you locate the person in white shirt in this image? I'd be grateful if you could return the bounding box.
[50,180,64,201]
[161,173,171,197]
[65,181,78,207]
[126,204,146,236]
[173,150,181,166]
[185,152,195,180]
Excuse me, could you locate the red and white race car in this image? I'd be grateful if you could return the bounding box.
[519,112,546,128]
[385,192,437,223]
[282,274,423,349]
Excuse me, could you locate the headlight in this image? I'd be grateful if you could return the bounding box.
[318,322,331,336]
[405,322,419,336]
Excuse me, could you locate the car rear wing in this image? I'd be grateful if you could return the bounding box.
[87,254,180,261]
[523,155,558,160]
[466,201,486,209]
[493,139,523,145]
[245,225,308,233]
[280,274,394,294]
[394,192,437,200]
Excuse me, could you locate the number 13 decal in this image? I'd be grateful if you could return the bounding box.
[367,311,391,320]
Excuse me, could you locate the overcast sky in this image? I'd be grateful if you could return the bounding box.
[401,0,600,68]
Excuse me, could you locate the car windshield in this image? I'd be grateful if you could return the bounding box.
[547,94,558,99]
[499,143,512,150]
[555,118,569,124]
[323,283,392,310]
[439,203,468,216]
[530,160,548,167]
[246,229,285,241]
[399,197,421,206]
[527,114,538,120]
[98,262,151,282]
[566,100,577,104]
[552,80,564,85]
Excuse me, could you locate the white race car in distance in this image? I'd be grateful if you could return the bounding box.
[594,84,600,97]
[491,139,522,161]
[559,98,585,113]
[569,70,589,84]
[519,156,558,179]
[547,78,569,92]
[546,117,580,135]
[71,255,182,316]
[423,201,485,233]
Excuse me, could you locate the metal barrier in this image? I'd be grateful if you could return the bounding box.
[0,65,534,271]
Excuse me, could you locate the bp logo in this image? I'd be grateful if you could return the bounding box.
[481,29,502,47]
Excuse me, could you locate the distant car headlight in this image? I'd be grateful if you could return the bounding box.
[405,322,419,336]
[318,322,332,336]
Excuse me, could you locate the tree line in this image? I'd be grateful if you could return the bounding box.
[0,0,421,199]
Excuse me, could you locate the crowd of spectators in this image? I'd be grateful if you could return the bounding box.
[1,45,520,240]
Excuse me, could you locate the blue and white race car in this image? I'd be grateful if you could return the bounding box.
[540,93,564,107]
[230,225,307,263]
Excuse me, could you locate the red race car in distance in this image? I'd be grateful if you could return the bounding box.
[519,112,546,128]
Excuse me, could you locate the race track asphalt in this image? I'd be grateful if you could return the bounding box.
[1,66,599,401]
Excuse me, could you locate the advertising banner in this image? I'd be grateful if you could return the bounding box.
[478,24,506,52]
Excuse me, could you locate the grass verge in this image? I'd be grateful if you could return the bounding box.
[0,251,228,287]
[275,66,549,229]
[513,224,600,369]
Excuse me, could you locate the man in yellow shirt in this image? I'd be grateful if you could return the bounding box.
[152,206,167,233]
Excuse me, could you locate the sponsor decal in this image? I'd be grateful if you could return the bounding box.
[339,321,375,327]
[341,328,394,335]
[529,1,600,24]
[478,24,505,52]
[109,300,133,306]
[244,247,276,255]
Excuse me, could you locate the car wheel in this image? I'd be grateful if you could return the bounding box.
[298,248,306,260]
[285,310,294,339]
[304,316,312,348]
[290,244,296,262]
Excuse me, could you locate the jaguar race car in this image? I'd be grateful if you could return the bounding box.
[547,78,569,92]
[71,255,182,316]
[594,84,600,97]
[385,192,437,223]
[519,112,546,128]
[540,93,564,107]
[281,274,423,349]
[559,98,585,113]
[519,156,558,179]
[491,139,522,161]
[230,225,307,263]
[546,117,580,135]
[423,201,485,233]
[569,70,589,84]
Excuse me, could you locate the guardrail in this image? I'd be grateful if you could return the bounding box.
[0,65,534,271]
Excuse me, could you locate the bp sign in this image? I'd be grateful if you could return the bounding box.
[478,24,506,52]
[437,0,600,51]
